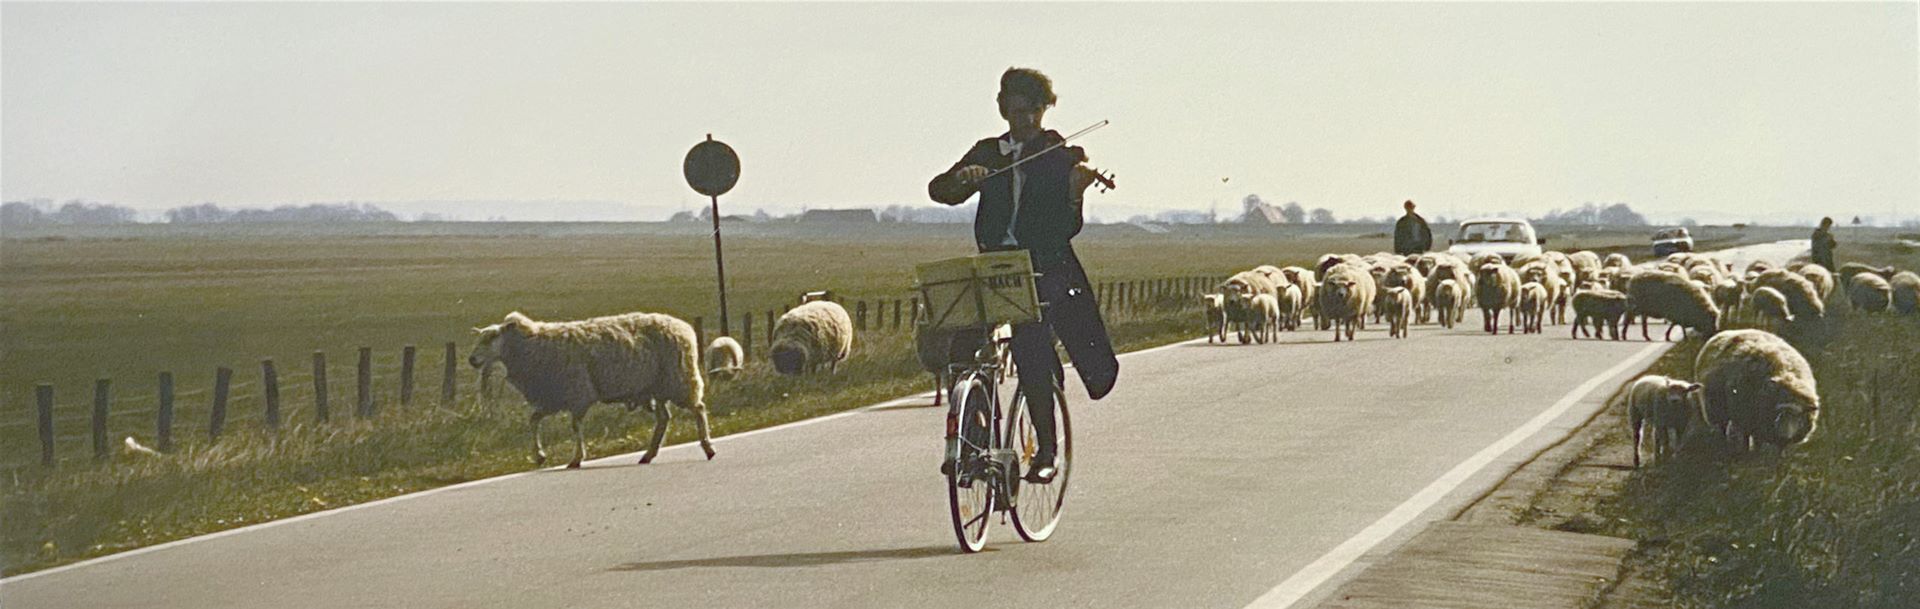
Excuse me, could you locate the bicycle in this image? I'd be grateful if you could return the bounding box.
[916,251,1072,553]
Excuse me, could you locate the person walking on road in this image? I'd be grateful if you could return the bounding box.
[1811,216,1839,271]
[927,67,1120,483]
[1394,199,1433,255]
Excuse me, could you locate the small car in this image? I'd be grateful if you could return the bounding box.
[1652,227,1694,257]
[1446,218,1545,263]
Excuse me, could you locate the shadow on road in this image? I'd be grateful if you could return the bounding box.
[608,545,963,572]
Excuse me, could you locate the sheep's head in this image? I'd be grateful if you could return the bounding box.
[770,342,808,376]
[1772,400,1819,446]
[468,312,532,369]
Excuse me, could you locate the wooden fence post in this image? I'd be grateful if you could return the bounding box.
[766,310,776,345]
[312,351,329,422]
[209,366,232,441]
[158,372,174,452]
[93,379,111,460]
[399,344,417,406]
[262,359,281,431]
[857,300,868,331]
[37,384,55,466]
[356,347,373,418]
[893,300,903,331]
[742,313,754,357]
[693,316,705,348]
[442,342,457,404]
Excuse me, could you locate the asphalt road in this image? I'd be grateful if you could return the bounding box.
[5,241,1808,609]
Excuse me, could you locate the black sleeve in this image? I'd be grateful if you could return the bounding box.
[929,142,991,206]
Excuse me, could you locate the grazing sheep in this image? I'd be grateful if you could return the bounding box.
[1695,329,1819,452]
[1837,262,1899,289]
[1278,284,1304,331]
[705,336,744,380]
[771,300,854,375]
[1625,270,1721,341]
[1319,264,1374,342]
[1516,282,1548,334]
[1748,286,1793,333]
[1890,271,1920,315]
[1433,279,1465,330]
[1711,279,1745,321]
[1384,286,1414,338]
[1603,253,1632,269]
[1754,269,1825,323]
[1475,261,1521,334]
[1572,287,1629,340]
[1848,272,1892,313]
[468,311,712,467]
[1797,264,1836,302]
[1202,293,1228,343]
[1626,375,1703,467]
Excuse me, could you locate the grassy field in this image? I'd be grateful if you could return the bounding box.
[1585,239,1920,608]
[0,220,1823,574]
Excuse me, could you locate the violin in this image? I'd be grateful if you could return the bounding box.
[978,120,1118,193]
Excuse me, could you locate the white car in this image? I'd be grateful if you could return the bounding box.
[1446,218,1545,262]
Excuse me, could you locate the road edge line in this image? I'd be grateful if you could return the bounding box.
[1242,341,1666,609]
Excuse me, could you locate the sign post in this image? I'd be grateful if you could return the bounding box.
[684,135,741,336]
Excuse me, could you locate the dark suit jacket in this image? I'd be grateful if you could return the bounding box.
[927,130,1085,254]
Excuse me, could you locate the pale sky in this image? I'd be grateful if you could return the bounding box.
[3,2,1916,224]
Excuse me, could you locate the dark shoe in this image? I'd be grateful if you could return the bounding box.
[1024,453,1058,483]
[1084,366,1117,401]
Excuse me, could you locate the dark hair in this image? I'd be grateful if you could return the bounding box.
[998,67,1056,108]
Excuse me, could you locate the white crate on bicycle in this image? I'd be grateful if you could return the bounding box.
[913,250,1042,332]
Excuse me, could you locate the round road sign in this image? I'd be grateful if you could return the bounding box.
[684,137,740,197]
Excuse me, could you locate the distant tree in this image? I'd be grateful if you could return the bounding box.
[1,202,46,226]
[1534,202,1646,226]
[1309,208,1337,224]
[1680,218,1698,228]
[668,210,697,223]
[1596,203,1646,226]
[166,203,231,224]
[164,202,396,224]
[1280,202,1306,224]
[754,208,772,222]
[47,201,138,224]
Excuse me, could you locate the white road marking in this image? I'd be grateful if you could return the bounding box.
[1243,341,1666,609]
[1,336,1208,584]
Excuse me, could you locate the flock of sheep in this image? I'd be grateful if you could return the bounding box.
[1202,246,1919,468]
[464,296,855,468]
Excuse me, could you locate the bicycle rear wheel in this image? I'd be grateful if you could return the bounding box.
[1010,387,1071,542]
[946,373,996,553]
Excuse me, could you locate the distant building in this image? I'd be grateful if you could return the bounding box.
[1241,201,1290,225]
[798,208,878,223]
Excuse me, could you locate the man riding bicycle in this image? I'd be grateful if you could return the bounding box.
[927,67,1119,484]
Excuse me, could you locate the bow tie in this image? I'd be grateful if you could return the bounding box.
[997,138,1024,157]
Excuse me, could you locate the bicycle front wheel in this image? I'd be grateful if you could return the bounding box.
[946,373,996,553]
[1010,387,1071,542]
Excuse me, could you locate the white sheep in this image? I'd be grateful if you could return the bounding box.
[1319,264,1375,342]
[771,300,854,375]
[1625,269,1720,341]
[1603,253,1632,269]
[1425,261,1475,325]
[1250,292,1281,344]
[1754,269,1825,323]
[1626,375,1703,467]
[1474,261,1521,334]
[468,311,713,467]
[1838,262,1899,289]
[1384,265,1428,325]
[1521,262,1567,326]
[1281,266,1317,326]
[1571,287,1629,340]
[1695,329,1819,452]
[1202,293,1228,343]
[1277,283,1304,331]
[1748,286,1793,333]
[1383,286,1414,338]
[1891,271,1919,315]
[1432,279,1465,330]
[705,336,744,380]
[1517,281,1549,334]
[1711,278,1745,322]
[1848,272,1892,313]
[1797,263,1836,302]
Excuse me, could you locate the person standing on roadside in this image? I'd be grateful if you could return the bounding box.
[1394,199,1433,255]
[1811,216,1838,270]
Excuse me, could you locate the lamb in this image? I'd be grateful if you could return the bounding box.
[1848,272,1892,313]
[1202,293,1228,343]
[1796,264,1836,302]
[1521,263,1568,326]
[1571,286,1629,340]
[1319,264,1374,342]
[1626,375,1703,467]
[1891,271,1920,315]
[771,300,854,375]
[1425,261,1475,325]
[1383,265,1428,325]
[1754,269,1824,323]
[1250,292,1281,344]
[1280,266,1317,325]
[467,311,712,468]
[1748,286,1793,333]
[1711,279,1745,321]
[1517,281,1549,334]
[1384,286,1414,339]
[1624,269,1720,341]
[1277,284,1304,331]
[705,336,745,380]
[1432,278,1465,330]
[1695,329,1819,452]
[1475,261,1521,334]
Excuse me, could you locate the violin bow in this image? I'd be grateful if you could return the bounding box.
[979,120,1111,182]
